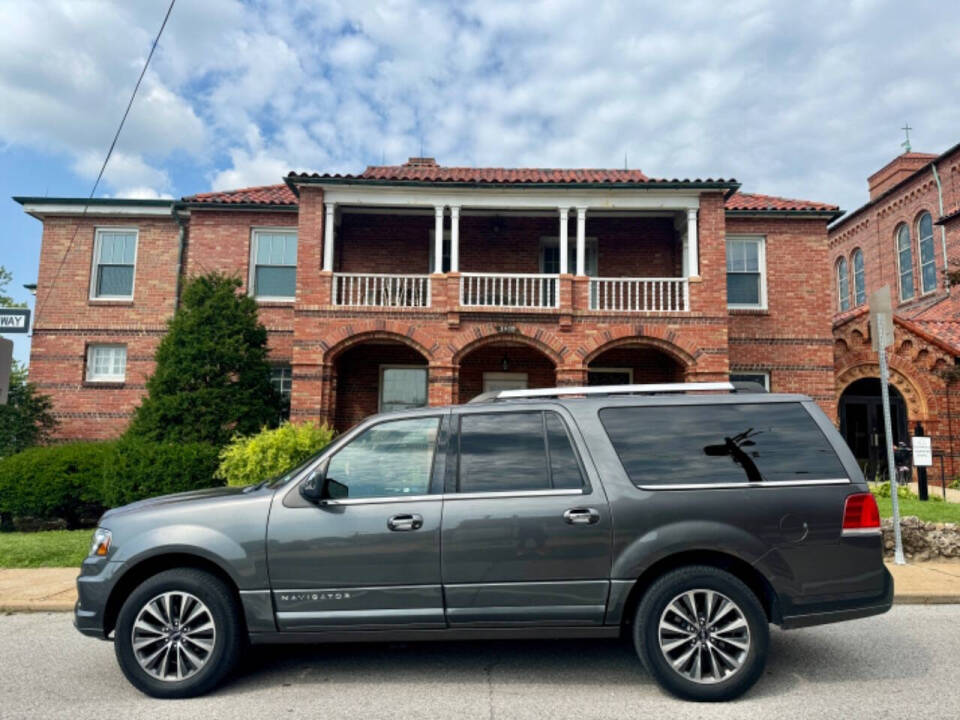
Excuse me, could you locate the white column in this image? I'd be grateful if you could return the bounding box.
[323,202,336,271]
[575,206,587,276]
[558,208,569,274]
[686,208,699,277]
[450,206,460,272]
[434,205,445,273]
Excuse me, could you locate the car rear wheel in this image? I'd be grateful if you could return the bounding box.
[633,565,769,701]
[114,568,242,698]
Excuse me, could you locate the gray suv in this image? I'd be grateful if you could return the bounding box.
[75,383,892,702]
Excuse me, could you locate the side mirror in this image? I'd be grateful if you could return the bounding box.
[299,469,325,503]
[299,467,349,504]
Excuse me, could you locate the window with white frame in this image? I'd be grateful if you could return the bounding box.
[726,236,766,308]
[896,223,915,301]
[730,371,770,391]
[251,229,298,299]
[917,212,937,295]
[90,228,137,299]
[852,248,866,306]
[836,257,850,311]
[379,365,428,412]
[86,344,127,382]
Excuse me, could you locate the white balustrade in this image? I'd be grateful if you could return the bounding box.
[333,273,431,307]
[460,273,559,308]
[589,277,689,312]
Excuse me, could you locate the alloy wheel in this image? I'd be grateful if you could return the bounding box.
[130,591,217,682]
[657,589,751,684]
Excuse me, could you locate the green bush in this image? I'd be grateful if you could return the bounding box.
[216,421,335,487]
[102,438,221,507]
[0,443,113,528]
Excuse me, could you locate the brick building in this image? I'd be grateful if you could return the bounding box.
[15,158,841,440]
[829,143,960,485]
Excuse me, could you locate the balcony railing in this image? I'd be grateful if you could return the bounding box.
[460,273,559,309]
[333,273,431,307]
[589,277,688,312]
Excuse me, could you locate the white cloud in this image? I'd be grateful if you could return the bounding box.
[2,0,960,214]
[109,187,175,200]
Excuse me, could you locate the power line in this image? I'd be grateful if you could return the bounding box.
[35,0,176,320]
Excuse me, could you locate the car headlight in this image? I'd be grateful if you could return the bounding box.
[89,528,112,557]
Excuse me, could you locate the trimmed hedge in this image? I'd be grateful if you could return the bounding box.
[216,421,335,487]
[102,437,222,507]
[0,442,114,529]
[0,438,222,527]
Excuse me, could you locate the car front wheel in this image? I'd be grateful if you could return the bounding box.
[114,568,242,698]
[633,565,769,701]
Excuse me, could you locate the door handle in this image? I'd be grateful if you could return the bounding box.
[563,508,600,525]
[387,513,423,531]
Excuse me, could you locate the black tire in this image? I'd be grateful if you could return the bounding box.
[632,565,769,702]
[114,568,243,698]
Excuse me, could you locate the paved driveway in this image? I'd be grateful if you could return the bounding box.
[0,607,956,719]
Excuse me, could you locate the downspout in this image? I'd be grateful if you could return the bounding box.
[172,203,188,308]
[931,163,949,292]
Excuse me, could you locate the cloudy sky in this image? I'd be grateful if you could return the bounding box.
[2,0,959,363]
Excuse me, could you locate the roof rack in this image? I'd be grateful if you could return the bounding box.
[468,381,751,403]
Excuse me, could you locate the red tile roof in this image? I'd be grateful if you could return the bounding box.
[185,184,297,206]
[287,158,736,186]
[905,296,960,353]
[725,192,839,213]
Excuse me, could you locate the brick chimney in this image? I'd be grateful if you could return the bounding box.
[405,157,437,167]
[867,152,938,200]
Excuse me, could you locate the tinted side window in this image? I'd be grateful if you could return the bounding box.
[326,416,440,498]
[599,403,846,486]
[457,411,585,493]
[545,413,585,489]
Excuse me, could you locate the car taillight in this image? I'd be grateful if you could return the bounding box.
[842,493,881,535]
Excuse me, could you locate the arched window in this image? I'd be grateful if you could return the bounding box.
[836,257,850,311]
[896,224,914,301]
[917,212,936,294]
[852,248,866,306]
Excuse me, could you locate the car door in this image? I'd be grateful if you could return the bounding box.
[441,405,612,627]
[267,412,448,631]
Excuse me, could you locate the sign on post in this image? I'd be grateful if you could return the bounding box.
[0,308,30,333]
[870,286,905,564]
[0,337,12,405]
[911,436,932,467]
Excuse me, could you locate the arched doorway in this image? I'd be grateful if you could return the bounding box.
[587,343,685,385]
[839,378,909,482]
[333,341,429,431]
[457,341,557,403]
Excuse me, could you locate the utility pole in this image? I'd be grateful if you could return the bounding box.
[871,286,905,564]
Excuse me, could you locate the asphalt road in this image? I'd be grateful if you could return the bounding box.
[1,607,957,720]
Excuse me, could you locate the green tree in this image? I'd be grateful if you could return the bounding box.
[0,266,27,308]
[0,361,58,458]
[128,273,282,446]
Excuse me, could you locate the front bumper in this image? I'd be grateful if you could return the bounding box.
[779,565,894,630]
[73,557,122,640]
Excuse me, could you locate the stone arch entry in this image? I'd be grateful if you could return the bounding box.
[839,377,909,482]
[456,337,558,404]
[330,335,431,432]
[584,337,690,386]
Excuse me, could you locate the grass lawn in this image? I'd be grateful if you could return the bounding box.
[0,529,91,568]
[873,494,960,524]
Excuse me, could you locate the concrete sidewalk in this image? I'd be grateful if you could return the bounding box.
[2,562,960,613]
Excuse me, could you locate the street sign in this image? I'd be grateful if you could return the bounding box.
[0,308,30,334]
[912,436,932,467]
[0,337,12,405]
[869,287,893,351]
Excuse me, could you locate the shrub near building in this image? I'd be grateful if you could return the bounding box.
[216,422,335,487]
